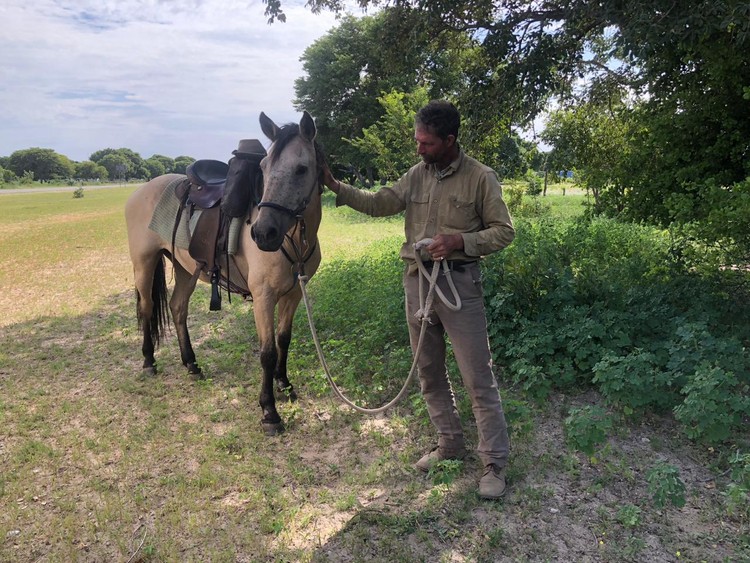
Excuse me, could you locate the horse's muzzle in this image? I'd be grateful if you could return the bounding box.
[251,214,287,252]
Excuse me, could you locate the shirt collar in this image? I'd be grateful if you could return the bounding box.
[427,149,464,180]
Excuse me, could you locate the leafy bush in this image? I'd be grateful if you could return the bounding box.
[563,405,614,455]
[673,364,750,443]
[646,463,686,508]
[724,451,750,521]
[482,216,750,443]
[525,170,542,196]
[504,183,551,219]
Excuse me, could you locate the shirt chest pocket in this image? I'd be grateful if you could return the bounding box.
[444,196,477,230]
[406,192,431,227]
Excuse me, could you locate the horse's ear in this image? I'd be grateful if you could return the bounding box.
[259,112,280,141]
[300,111,316,142]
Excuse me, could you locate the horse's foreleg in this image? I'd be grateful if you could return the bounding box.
[274,289,302,402]
[254,297,284,435]
[170,261,202,377]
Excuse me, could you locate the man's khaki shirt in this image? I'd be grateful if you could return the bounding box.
[335,151,515,273]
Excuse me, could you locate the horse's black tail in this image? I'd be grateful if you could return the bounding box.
[136,254,170,346]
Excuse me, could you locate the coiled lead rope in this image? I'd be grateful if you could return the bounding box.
[299,238,462,414]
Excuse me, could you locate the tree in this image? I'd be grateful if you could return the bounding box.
[148,154,175,174]
[542,99,634,211]
[97,153,132,181]
[281,0,750,260]
[294,8,473,178]
[173,156,196,175]
[144,157,166,180]
[90,148,148,180]
[0,165,17,184]
[278,0,750,173]
[7,148,75,181]
[74,161,108,181]
[345,88,428,183]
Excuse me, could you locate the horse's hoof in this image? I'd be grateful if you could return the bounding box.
[142,366,157,377]
[261,420,285,436]
[187,363,203,379]
[275,386,298,402]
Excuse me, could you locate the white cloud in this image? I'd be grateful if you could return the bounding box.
[0,0,341,161]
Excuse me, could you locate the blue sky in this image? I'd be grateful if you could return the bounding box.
[0,1,341,162]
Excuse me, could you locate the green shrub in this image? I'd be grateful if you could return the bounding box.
[673,364,750,443]
[563,405,614,455]
[303,211,750,444]
[482,216,750,442]
[592,350,680,413]
[525,170,542,196]
[646,463,686,508]
[616,504,642,528]
[724,451,750,520]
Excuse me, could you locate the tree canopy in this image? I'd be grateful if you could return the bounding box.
[1,147,195,183]
[7,148,75,182]
[281,0,750,261]
[294,9,473,177]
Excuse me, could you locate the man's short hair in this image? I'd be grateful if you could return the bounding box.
[415,100,460,140]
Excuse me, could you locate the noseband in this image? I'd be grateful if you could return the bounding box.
[256,197,310,219]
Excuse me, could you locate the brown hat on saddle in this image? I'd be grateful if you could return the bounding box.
[233,139,266,158]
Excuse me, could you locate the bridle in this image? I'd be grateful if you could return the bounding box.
[256,196,312,219]
[255,145,323,282]
[256,145,320,219]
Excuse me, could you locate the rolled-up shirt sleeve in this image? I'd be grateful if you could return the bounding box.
[335,181,407,217]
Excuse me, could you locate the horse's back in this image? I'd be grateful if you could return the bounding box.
[125,174,183,218]
[125,174,184,259]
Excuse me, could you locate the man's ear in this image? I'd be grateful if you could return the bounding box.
[446,134,456,147]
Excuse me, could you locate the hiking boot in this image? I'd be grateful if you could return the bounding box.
[478,464,507,499]
[415,447,466,473]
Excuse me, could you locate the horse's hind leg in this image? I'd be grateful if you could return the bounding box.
[274,289,302,402]
[134,253,169,376]
[170,261,202,377]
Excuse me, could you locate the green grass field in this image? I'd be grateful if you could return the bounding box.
[0,185,746,562]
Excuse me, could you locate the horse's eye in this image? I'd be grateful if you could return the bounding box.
[295,165,308,176]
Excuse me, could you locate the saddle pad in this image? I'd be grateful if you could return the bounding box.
[148,176,202,250]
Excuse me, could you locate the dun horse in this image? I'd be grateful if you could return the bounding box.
[125,112,323,434]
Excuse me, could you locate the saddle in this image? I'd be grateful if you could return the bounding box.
[181,159,229,208]
[172,139,266,311]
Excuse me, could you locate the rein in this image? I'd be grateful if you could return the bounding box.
[280,217,317,281]
[299,238,463,414]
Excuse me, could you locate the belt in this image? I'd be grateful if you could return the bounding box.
[421,259,477,272]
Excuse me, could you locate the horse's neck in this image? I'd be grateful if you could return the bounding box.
[298,192,322,243]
